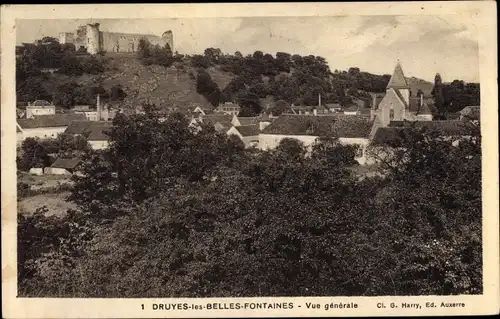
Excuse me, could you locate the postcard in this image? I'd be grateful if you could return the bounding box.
[1,2,498,318]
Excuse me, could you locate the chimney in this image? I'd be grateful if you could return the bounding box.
[318,93,321,107]
[102,104,109,121]
[96,94,101,121]
[372,94,377,110]
[313,108,317,116]
[420,94,423,107]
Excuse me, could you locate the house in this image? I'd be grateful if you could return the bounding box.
[215,102,241,115]
[234,116,259,127]
[64,120,113,150]
[288,105,313,115]
[44,157,81,175]
[192,105,214,116]
[325,103,343,113]
[25,100,56,119]
[370,61,433,128]
[227,124,260,148]
[343,105,360,115]
[87,123,113,150]
[259,114,373,164]
[459,105,480,121]
[191,114,235,132]
[72,105,91,112]
[17,113,87,145]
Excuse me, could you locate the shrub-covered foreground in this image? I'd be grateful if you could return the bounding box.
[18,109,482,297]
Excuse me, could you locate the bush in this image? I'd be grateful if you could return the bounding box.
[17,113,482,297]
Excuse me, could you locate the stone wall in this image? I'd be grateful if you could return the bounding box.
[100,32,166,53]
[58,24,174,54]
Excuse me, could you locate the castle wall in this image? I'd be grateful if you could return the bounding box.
[100,32,161,53]
[59,32,75,44]
[99,32,173,53]
[66,25,174,54]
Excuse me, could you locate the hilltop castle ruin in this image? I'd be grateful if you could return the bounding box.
[59,23,174,55]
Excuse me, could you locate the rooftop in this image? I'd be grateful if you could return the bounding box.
[65,120,113,141]
[235,124,260,137]
[261,114,373,138]
[237,117,259,126]
[51,157,81,170]
[17,114,87,129]
[387,61,409,89]
[202,114,234,129]
[28,100,54,107]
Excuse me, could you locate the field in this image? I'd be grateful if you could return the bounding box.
[18,192,76,217]
[18,172,75,217]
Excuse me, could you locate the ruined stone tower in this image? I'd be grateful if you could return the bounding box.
[86,23,100,55]
[162,30,174,51]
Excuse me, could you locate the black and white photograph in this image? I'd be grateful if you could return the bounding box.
[2,2,498,318]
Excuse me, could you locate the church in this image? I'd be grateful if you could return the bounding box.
[370,61,433,131]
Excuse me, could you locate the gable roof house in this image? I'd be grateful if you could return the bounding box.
[25,100,56,119]
[189,114,236,132]
[214,102,241,115]
[17,113,87,146]
[370,61,433,135]
[227,124,261,148]
[44,157,82,176]
[259,114,374,164]
[459,105,480,121]
[64,120,113,150]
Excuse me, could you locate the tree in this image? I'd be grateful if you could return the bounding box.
[236,92,261,116]
[137,38,150,60]
[69,110,244,212]
[191,54,210,68]
[109,84,127,102]
[269,100,289,116]
[17,138,52,171]
[196,69,222,106]
[432,73,445,118]
[204,48,222,64]
[252,51,264,60]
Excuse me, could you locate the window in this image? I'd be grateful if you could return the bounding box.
[355,146,363,158]
[389,109,395,120]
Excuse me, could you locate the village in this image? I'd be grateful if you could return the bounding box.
[16,61,479,179]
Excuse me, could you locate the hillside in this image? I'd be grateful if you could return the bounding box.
[34,55,228,112]
[18,41,439,114]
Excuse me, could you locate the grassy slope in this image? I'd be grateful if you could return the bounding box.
[39,55,433,111]
[41,54,235,112]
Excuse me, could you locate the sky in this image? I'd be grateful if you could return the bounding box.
[16,15,480,82]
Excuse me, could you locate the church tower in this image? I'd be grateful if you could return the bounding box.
[387,60,410,105]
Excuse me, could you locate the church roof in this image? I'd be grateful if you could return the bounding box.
[387,62,409,89]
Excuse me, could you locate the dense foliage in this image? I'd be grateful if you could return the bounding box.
[17,135,90,171]
[137,39,175,67]
[18,110,482,297]
[432,74,481,118]
[16,37,107,104]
